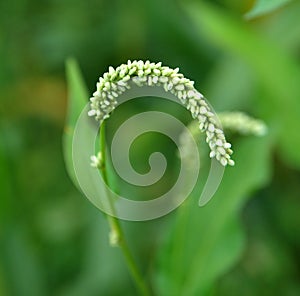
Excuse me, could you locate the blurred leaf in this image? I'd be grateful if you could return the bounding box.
[245,0,293,19]
[0,145,12,225]
[154,135,272,295]
[1,229,46,296]
[58,214,134,296]
[205,57,254,111]
[64,58,89,188]
[0,265,7,296]
[184,1,300,169]
[260,1,300,53]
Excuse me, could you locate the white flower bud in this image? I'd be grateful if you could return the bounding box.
[88,60,235,166]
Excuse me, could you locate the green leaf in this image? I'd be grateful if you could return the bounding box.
[154,135,272,296]
[63,58,89,188]
[2,229,47,296]
[183,1,300,168]
[245,0,293,19]
[205,57,255,111]
[58,214,134,296]
[0,147,12,224]
[262,1,300,53]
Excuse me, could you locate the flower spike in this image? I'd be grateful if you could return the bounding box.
[89,60,234,166]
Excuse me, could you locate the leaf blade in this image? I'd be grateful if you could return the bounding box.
[154,135,272,295]
[63,58,89,188]
[245,0,292,19]
[183,1,300,168]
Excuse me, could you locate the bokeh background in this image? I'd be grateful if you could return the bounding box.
[1,0,300,295]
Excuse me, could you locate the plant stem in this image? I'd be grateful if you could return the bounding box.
[99,122,151,296]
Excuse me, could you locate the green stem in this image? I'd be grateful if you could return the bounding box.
[99,122,151,296]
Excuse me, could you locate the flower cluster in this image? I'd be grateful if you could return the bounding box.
[89,60,234,166]
[90,152,103,169]
[218,112,267,136]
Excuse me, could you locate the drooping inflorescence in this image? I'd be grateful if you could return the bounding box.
[89,60,234,166]
[218,112,268,136]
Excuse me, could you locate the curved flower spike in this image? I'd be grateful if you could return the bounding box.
[218,112,268,136]
[89,60,234,166]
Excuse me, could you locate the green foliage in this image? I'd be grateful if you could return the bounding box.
[245,0,293,19]
[184,1,300,168]
[155,135,272,295]
[1,0,300,295]
[64,59,89,188]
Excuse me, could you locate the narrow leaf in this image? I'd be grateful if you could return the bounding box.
[63,58,89,187]
[184,1,300,168]
[155,135,272,295]
[245,0,292,19]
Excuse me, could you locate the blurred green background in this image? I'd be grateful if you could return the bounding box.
[1,0,300,295]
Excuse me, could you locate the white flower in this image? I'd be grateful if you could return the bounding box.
[90,152,103,168]
[218,112,268,136]
[89,60,235,166]
[109,229,120,247]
